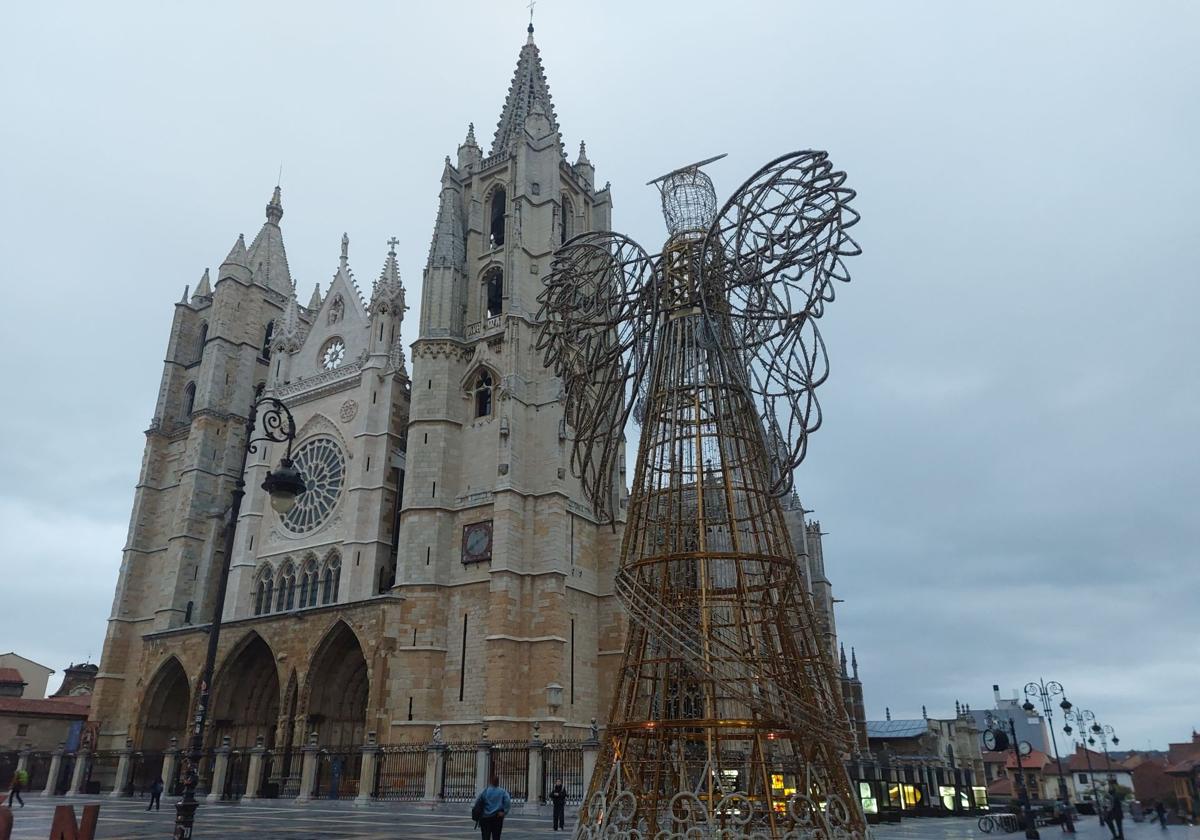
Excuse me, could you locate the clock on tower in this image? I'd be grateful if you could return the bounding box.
[462,520,493,564]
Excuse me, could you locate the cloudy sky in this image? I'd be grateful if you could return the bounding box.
[2,2,1196,749]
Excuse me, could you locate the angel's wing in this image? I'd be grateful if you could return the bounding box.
[700,150,861,496]
[535,231,659,523]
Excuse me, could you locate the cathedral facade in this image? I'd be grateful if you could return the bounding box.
[91,29,624,758]
[89,27,861,778]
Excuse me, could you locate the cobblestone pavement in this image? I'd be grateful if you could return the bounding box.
[1,798,1197,840]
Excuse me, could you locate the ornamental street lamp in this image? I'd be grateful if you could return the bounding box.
[173,396,304,839]
[1023,679,1072,803]
[1089,722,1120,783]
[1065,708,1103,824]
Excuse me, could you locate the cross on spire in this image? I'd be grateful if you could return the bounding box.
[527,0,536,29]
[387,236,399,255]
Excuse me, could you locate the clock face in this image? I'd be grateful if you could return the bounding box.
[321,339,346,370]
[462,521,493,563]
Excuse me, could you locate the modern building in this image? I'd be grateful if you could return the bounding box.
[858,708,987,817]
[965,685,1050,753]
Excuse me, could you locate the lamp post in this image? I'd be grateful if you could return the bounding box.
[1089,722,1119,783]
[1063,709,1102,824]
[1023,679,1072,803]
[173,396,305,839]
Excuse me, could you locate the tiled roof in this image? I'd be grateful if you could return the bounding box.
[1165,758,1200,775]
[0,667,26,684]
[866,719,928,739]
[0,694,90,718]
[1066,748,1123,773]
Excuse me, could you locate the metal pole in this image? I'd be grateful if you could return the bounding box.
[1009,716,1040,840]
[172,402,259,838]
[1027,680,1070,804]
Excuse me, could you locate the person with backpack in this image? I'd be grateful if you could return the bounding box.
[146,776,164,811]
[549,778,568,830]
[472,774,511,840]
[6,767,28,806]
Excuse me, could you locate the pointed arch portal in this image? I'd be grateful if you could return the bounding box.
[209,632,281,750]
[306,622,368,748]
[138,657,190,751]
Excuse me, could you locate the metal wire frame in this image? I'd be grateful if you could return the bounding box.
[538,151,864,839]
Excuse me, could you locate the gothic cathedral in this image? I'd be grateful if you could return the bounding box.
[91,28,626,759]
[90,27,864,780]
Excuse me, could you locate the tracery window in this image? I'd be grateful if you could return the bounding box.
[484,267,504,318]
[197,322,208,362]
[254,564,275,616]
[321,551,342,605]
[299,556,319,608]
[560,195,575,245]
[183,382,196,419]
[262,320,275,360]
[280,438,346,534]
[473,370,494,419]
[489,187,506,247]
[276,560,297,612]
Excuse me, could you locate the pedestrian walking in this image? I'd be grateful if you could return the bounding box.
[147,776,164,811]
[1108,788,1125,840]
[1056,798,1075,834]
[549,778,568,830]
[1154,801,1168,828]
[472,774,511,840]
[6,767,27,807]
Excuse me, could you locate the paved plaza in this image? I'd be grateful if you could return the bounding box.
[1,799,1198,840]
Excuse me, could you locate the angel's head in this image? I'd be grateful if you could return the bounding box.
[649,154,726,239]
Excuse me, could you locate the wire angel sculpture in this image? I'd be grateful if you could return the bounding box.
[536,150,865,839]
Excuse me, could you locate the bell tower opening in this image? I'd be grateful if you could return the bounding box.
[484,267,504,317]
[489,187,506,247]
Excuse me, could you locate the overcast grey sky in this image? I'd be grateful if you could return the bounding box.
[2,2,1197,749]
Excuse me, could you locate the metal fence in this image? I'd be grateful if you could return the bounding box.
[273,748,304,799]
[442,745,477,802]
[0,752,17,789]
[542,741,586,803]
[129,751,165,797]
[222,749,251,800]
[27,752,52,792]
[376,745,424,801]
[314,750,360,800]
[489,741,528,803]
[85,750,122,795]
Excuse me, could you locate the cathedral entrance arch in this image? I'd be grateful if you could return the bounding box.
[138,657,190,751]
[304,621,368,748]
[209,632,281,750]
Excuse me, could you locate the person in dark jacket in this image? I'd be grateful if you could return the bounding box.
[1107,787,1125,840]
[549,779,568,830]
[1154,801,1168,828]
[147,776,164,811]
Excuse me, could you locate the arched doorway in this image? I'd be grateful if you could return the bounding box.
[209,632,280,750]
[138,657,190,751]
[306,622,368,747]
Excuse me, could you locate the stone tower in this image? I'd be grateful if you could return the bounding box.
[393,23,624,739]
[90,187,297,747]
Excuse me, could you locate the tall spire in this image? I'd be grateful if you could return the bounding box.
[427,167,466,269]
[371,237,406,314]
[491,26,560,154]
[839,644,848,678]
[851,647,859,680]
[247,186,293,294]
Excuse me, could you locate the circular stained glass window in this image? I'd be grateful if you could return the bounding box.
[280,437,345,533]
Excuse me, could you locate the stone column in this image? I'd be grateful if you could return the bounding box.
[581,738,601,798]
[110,739,134,797]
[206,736,232,803]
[41,744,65,797]
[475,740,491,793]
[355,731,380,806]
[66,749,90,797]
[244,735,266,800]
[295,732,320,803]
[423,742,447,804]
[161,738,180,796]
[16,747,31,775]
[524,735,545,812]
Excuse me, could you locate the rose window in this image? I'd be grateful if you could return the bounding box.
[321,338,346,370]
[280,437,345,533]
